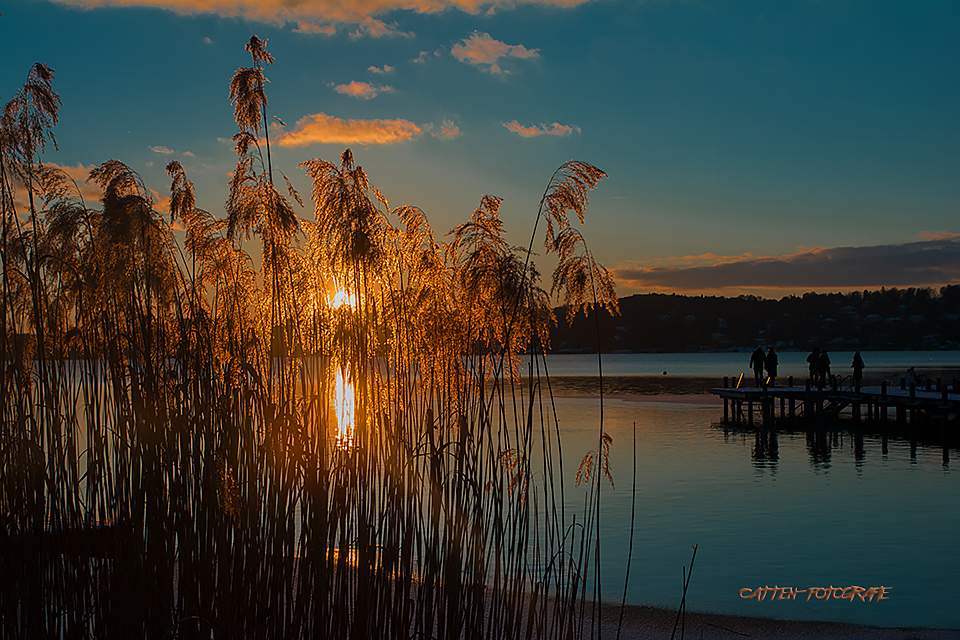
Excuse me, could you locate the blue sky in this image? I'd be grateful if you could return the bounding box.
[3,0,958,298]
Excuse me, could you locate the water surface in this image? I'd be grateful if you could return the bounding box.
[545,352,959,629]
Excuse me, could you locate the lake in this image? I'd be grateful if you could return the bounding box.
[541,351,959,629]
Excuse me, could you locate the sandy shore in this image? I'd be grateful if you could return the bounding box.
[594,601,958,640]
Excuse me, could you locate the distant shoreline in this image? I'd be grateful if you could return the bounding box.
[552,347,960,354]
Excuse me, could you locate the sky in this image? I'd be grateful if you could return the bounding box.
[2,0,958,300]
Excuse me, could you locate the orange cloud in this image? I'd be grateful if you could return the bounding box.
[150,145,175,154]
[452,31,539,74]
[350,16,413,39]
[51,0,591,28]
[150,189,171,216]
[432,118,461,140]
[293,21,337,35]
[7,163,103,215]
[917,231,960,241]
[503,121,580,137]
[369,64,395,74]
[334,81,395,100]
[273,113,423,147]
[45,162,104,205]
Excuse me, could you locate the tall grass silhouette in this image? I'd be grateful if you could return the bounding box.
[1,38,622,639]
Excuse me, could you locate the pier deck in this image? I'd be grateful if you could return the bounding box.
[711,377,960,427]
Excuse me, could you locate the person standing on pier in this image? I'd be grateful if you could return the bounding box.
[852,351,865,392]
[819,350,832,388]
[750,346,766,387]
[765,347,779,387]
[807,348,820,385]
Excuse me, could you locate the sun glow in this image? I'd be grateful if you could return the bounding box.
[331,286,357,309]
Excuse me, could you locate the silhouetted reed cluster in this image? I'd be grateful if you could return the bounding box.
[1,38,620,639]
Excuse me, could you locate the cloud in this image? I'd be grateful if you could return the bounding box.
[41,162,104,205]
[151,189,170,216]
[49,0,591,27]
[182,150,194,156]
[432,118,461,140]
[503,120,580,137]
[369,64,394,74]
[918,230,959,241]
[272,112,422,147]
[451,31,539,74]
[150,145,176,154]
[293,21,336,35]
[202,36,213,44]
[334,81,395,100]
[613,236,960,295]
[350,17,413,39]
[411,50,440,64]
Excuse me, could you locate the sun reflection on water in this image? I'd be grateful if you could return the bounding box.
[334,366,354,449]
[331,283,357,449]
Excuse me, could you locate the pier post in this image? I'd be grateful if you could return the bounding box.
[909,382,917,424]
[723,377,729,422]
[788,376,795,417]
[747,399,753,426]
[804,381,811,419]
[880,381,888,424]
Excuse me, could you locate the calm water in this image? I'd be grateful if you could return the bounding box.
[544,351,959,629]
[535,350,960,382]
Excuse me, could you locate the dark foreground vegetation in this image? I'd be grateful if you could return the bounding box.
[554,287,960,353]
[1,39,622,638]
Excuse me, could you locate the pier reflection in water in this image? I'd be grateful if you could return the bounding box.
[720,415,954,472]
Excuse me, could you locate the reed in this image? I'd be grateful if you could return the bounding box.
[1,39,623,639]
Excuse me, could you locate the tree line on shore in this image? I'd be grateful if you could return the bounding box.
[553,286,960,353]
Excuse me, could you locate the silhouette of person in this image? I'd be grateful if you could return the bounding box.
[905,366,917,388]
[806,348,820,385]
[765,347,778,387]
[750,346,766,387]
[852,351,864,392]
[819,350,832,388]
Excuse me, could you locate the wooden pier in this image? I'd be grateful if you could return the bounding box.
[712,375,960,428]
